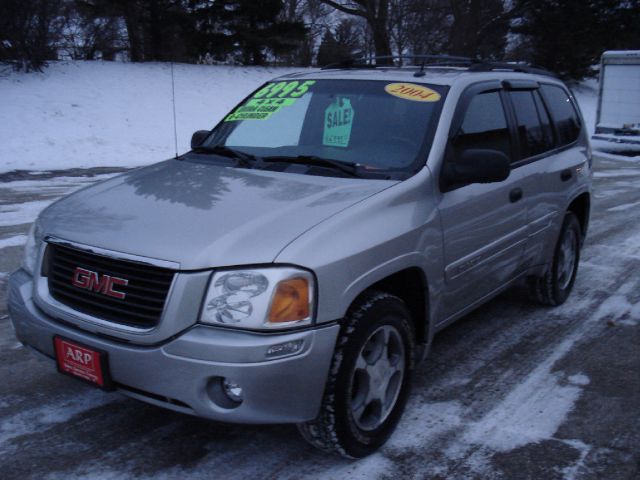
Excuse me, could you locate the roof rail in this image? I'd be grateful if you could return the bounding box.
[321,54,477,70]
[320,55,558,78]
[468,61,558,77]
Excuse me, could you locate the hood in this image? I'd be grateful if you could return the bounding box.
[39,160,396,269]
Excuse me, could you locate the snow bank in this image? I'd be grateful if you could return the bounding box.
[0,61,632,174]
[572,79,598,136]
[0,61,304,173]
[0,199,56,226]
[0,234,27,248]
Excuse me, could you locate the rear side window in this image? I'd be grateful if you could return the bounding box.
[541,84,581,146]
[453,91,511,160]
[510,90,554,158]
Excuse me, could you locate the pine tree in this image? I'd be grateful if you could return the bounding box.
[514,0,640,79]
[193,0,306,65]
[448,0,510,59]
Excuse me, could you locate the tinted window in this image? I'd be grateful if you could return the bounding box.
[453,91,511,159]
[533,92,555,145]
[510,90,554,158]
[541,84,581,146]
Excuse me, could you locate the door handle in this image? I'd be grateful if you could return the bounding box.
[561,169,573,182]
[509,187,523,203]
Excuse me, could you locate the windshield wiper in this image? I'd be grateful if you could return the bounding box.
[191,145,264,169]
[263,155,363,177]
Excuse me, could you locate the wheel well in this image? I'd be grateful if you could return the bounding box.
[367,268,429,345]
[567,193,591,239]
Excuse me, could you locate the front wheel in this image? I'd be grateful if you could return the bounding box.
[529,212,582,306]
[298,291,415,458]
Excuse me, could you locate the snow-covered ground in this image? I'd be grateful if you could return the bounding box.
[1,61,635,174]
[0,62,303,173]
[0,154,638,478]
[0,62,639,479]
[572,79,598,136]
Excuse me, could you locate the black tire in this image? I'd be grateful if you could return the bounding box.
[298,291,415,458]
[529,212,582,306]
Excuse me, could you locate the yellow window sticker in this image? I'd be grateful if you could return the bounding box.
[384,83,441,102]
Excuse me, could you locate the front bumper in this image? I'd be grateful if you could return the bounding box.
[8,269,339,424]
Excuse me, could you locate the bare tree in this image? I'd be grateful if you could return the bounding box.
[0,0,65,71]
[319,1,392,63]
[59,2,126,60]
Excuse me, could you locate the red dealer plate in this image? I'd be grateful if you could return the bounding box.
[54,336,112,389]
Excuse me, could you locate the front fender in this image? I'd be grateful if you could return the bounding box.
[275,167,446,336]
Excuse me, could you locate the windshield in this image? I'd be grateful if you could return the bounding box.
[201,79,446,176]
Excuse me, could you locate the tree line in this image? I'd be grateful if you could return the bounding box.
[1,0,638,79]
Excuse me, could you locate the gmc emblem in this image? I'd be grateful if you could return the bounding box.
[72,267,128,299]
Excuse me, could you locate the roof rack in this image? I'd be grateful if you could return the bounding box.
[321,54,476,70]
[467,61,558,77]
[320,55,558,78]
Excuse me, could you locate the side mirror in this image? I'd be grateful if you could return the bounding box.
[191,130,210,149]
[447,149,511,186]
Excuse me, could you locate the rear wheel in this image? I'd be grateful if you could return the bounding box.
[529,212,581,306]
[298,291,415,458]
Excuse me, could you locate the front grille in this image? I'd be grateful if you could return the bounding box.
[45,243,175,328]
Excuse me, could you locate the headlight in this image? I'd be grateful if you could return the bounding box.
[200,267,315,330]
[22,222,41,275]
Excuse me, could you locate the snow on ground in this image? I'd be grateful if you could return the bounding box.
[0,62,304,173]
[0,199,56,227]
[0,390,118,454]
[0,172,119,251]
[0,235,27,249]
[572,79,598,136]
[2,61,637,175]
[1,63,639,479]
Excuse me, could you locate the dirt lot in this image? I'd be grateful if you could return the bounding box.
[0,156,638,479]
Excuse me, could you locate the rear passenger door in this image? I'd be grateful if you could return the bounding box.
[504,81,587,268]
[437,82,529,320]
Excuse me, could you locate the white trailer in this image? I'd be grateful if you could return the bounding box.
[593,51,640,147]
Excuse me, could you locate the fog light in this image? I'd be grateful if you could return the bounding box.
[266,339,304,358]
[222,379,244,403]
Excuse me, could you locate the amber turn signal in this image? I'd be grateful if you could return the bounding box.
[268,278,310,323]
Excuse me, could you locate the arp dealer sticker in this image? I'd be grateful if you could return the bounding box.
[385,83,441,102]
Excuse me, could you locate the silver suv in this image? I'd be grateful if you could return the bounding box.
[8,59,591,458]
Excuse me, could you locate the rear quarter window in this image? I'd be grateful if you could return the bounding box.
[541,84,582,146]
[510,90,555,158]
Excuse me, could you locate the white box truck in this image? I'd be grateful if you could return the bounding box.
[593,50,640,147]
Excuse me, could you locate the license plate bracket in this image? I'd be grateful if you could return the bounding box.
[53,336,113,390]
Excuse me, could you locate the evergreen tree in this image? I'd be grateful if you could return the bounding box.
[316,19,362,66]
[514,0,640,79]
[193,0,306,65]
[317,30,338,66]
[448,0,510,59]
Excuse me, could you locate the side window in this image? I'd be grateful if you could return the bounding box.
[540,84,581,146]
[510,90,554,158]
[453,91,511,160]
[533,91,555,146]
